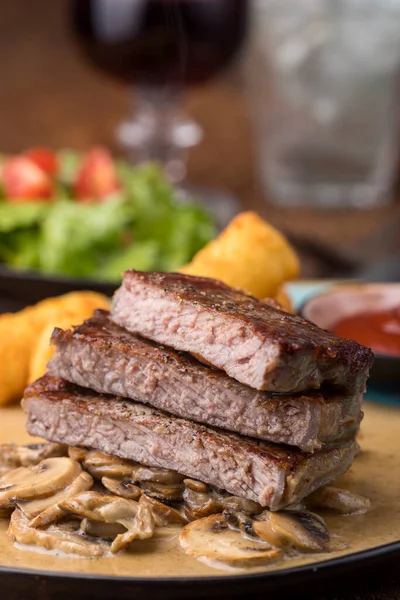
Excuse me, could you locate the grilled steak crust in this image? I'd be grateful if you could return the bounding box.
[23,375,358,510]
[110,271,374,393]
[48,310,362,452]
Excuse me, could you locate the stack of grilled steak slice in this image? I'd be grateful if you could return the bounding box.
[23,271,374,511]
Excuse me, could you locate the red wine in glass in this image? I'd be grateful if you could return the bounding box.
[71,0,248,221]
[72,0,248,86]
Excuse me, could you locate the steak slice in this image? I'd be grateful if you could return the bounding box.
[48,310,363,452]
[23,375,358,511]
[110,271,374,393]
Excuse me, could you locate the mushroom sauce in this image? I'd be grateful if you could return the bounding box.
[0,401,398,577]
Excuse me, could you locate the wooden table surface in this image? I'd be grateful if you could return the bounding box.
[0,3,399,599]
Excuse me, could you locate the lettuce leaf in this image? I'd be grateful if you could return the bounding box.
[0,202,49,233]
[57,149,82,185]
[0,202,49,268]
[0,160,216,280]
[156,202,216,271]
[97,240,160,280]
[119,163,216,272]
[38,197,133,277]
[1,230,42,269]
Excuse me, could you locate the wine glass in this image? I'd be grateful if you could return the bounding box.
[71,0,249,223]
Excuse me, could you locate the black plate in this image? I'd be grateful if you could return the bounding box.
[0,266,117,311]
[368,353,400,387]
[0,541,399,600]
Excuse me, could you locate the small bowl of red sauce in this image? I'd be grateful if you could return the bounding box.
[301,283,400,385]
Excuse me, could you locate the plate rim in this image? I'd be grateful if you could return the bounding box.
[0,539,398,585]
[0,264,117,289]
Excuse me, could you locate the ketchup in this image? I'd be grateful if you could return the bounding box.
[331,305,400,357]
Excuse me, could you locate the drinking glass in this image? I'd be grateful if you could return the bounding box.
[248,0,400,209]
[71,0,248,221]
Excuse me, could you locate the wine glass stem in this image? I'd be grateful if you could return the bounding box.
[116,86,202,183]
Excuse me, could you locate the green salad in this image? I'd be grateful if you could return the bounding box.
[0,148,216,281]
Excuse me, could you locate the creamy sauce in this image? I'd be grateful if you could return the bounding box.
[0,401,399,577]
[13,542,96,559]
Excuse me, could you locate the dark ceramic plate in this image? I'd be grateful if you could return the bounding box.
[0,542,399,600]
[0,265,117,312]
[1,274,399,597]
[300,284,400,387]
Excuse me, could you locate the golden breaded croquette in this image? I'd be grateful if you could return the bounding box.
[0,312,35,406]
[0,291,109,406]
[273,286,293,312]
[179,211,299,299]
[28,312,85,384]
[27,291,109,331]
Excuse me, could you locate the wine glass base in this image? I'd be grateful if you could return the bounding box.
[115,89,240,228]
[116,88,203,183]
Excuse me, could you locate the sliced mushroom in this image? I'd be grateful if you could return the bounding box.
[102,477,141,500]
[111,503,155,553]
[184,479,209,493]
[0,458,81,508]
[61,491,157,552]
[61,491,139,523]
[80,518,126,539]
[152,526,182,542]
[268,510,330,552]
[9,509,110,558]
[307,486,371,515]
[0,447,22,476]
[83,451,136,480]
[184,499,222,521]
[133,466,184,485]
[183,486,262,521]
[180,514,283,568]
[27,472,94,528]
[68,447,89,463]
[183,487,222,521]
[17,471,91,520]
[252,511,291,550]
[183,487,211,507]
[17,443,68,466]
[218,495,262,516]
[139,494,188,526]
[0,443,67,474]
[222,509,257,538]
[140,481,184,502]
[222,508,290,552]
[284,501,307,512]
